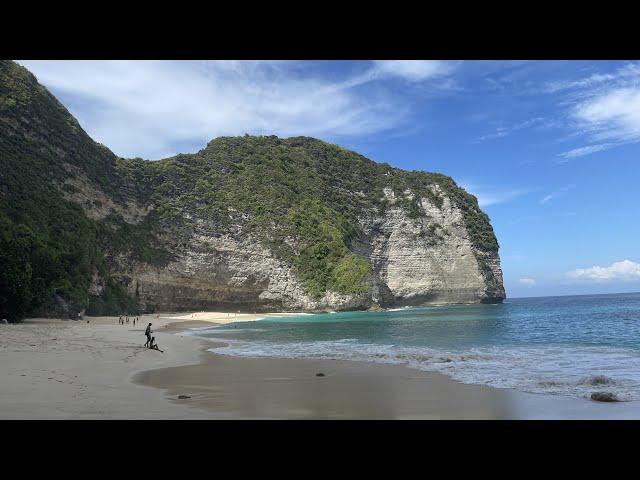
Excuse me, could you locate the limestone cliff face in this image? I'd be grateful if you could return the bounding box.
[106,181,504,313]
[361,186,504,306]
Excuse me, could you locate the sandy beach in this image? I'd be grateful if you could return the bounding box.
[2,312,640,419]
[0,312,260,419]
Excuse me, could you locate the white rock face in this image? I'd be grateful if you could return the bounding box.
[111,187,504,313]
[122,232,373,312]
[366,198,486,304]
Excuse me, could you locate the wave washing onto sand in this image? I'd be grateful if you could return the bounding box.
[206,338,640,400]
[181,327,268,335]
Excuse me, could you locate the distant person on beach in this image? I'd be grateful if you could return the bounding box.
[144,323,153,347]
[149,337,163,353]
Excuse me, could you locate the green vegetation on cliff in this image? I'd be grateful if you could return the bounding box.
[0,60,502,321]
[282,199,371,298]
[0,61,137,320]
[137,135,500,297]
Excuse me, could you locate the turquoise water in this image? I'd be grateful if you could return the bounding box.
[186,292,640,400]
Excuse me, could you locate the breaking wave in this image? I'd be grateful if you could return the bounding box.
[205,338,640,401]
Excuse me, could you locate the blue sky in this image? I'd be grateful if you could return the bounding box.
[16,60,640,298]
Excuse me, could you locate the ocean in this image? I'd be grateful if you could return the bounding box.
[184,292,640,400]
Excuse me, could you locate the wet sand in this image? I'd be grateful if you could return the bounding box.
[2,312,640,419]
[134,345,640,419]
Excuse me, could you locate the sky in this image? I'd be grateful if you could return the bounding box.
[16,60,640,298]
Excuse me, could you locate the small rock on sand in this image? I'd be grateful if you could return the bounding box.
[178,395,191,399]
[591,392,620,402]
[316,373,325,377]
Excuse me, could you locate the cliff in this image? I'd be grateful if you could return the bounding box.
[0,60,505,321]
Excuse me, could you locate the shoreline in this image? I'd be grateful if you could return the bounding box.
[2,312,640,419]
[136,326,640,420]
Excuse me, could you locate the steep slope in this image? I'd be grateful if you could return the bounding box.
[0,60,505,321]
[0,60,138,320]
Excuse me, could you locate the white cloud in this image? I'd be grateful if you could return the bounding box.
[567,260,640,282]
[544,72,617,94]
[518,278,536,286]
[16,60,458,159]
[475,190,526,207]
[551,63,640,158]
[539,184,575,205]
[337,60,461,90]
[371,61,458,82]
[572,87,640,144]
[477,117,545,141]
[545,63,640,94]
[559,143,616,159]
[459,182,527,208]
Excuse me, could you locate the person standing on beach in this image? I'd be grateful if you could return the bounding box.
[144,323,153,348]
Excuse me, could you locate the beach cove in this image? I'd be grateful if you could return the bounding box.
[2,308,640,419]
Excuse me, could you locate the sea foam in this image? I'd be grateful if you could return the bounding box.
[205,338,640,401]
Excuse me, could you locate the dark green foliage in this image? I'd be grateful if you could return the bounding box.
[86,278,139,316]
[0,216,40,321]
[0,60,139,321]
[280,200,371,298]
[0,203,99,321]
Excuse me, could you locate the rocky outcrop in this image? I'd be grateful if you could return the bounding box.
[109,182,504,313]
[363,187,502,306]
[590,392,620,402]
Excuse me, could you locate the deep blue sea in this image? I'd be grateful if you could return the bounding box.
[186,292,640,400]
